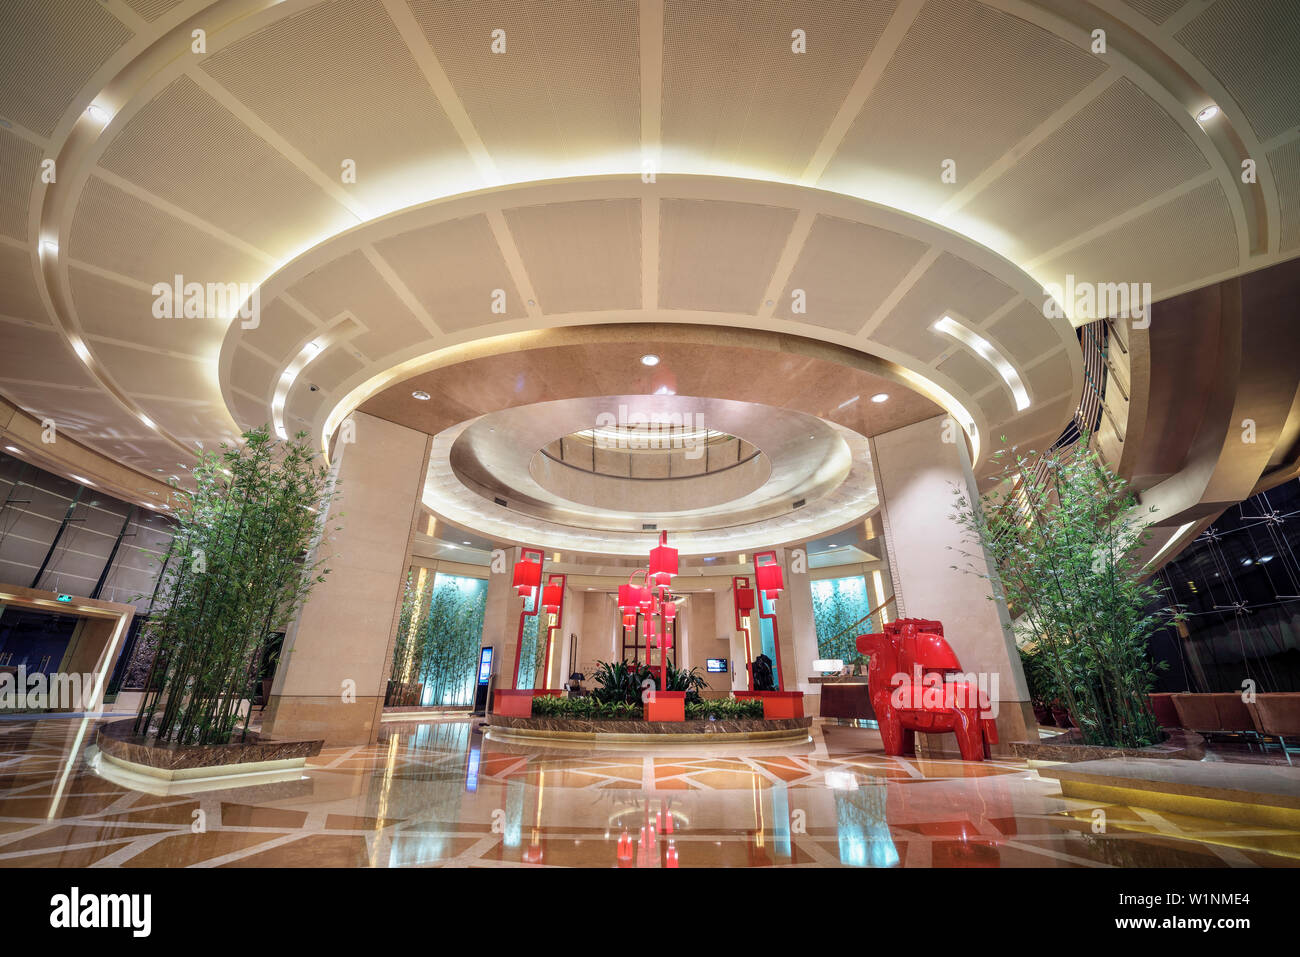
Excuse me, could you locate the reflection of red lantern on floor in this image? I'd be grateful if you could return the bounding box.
[512,557,541,599]
[523,834,544,864]
[665,840,679,868]
[616,828,633,866]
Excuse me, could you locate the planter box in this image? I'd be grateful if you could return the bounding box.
[493,688,561,717]
[644,690,686,722]
[735,690,805,719]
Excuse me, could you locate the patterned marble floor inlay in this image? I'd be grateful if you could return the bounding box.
[0,715,1297,868]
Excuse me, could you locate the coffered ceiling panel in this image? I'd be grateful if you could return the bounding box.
[71,267,223,359]
[1270,140,1300,253]
[93,340,215,399]
[936,349,991,399]
[201,0,480,214]
[0,245,49,325]
[958,79,1211,262]
[97,75,356,260]
[817,0,1106,217]
[0,324,98,390]
[661,0,896,179]
[70,175,265,286]
[987,301,1068,368]
[0,128,41,241]
[775,214,930,333]
[1036,181,1238,296]
[227,346,278,400]
[408,0,640,180]
[0,0,133,137]
[872,253,1017,365]
[371,214,526,333]
[659,199,796,313]
[122,0,188,22]
[1175,0,1300,141]
[238,298,318,360]
[503,199,641,313]
[1022,348,1070,406]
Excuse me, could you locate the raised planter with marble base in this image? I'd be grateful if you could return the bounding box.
[487,713,812,744]
[91,718,323,795]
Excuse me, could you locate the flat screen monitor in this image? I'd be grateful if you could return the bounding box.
[706,658,728,673]
[477,646,494,684]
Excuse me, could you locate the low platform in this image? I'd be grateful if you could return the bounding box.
[1038,757,1300,828]
[486,713,812,744]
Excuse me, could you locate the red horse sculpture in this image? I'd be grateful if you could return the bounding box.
[856,618,997,761]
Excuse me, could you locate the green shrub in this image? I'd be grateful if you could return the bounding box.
[685,698,763,720]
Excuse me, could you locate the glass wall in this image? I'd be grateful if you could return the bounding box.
[392,570,488,706]
[812,574,874,664]
[1149,478,1300,693]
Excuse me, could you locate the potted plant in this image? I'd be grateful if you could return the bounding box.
[951,434,1176,750]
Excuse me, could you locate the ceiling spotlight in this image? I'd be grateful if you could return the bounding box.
[640,354,660,366]
[85,104,110,124]
[871,393,889,403]
[412,390,431,400]
[4,446,20,454]
[72,339,91,362]
[1195,104,1220,123]
[462,541,471,545]
[40,239,58,256]
[138,413,155,429]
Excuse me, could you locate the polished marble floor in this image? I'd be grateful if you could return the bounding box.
[1,715,1297,867]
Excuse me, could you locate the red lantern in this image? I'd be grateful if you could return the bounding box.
[622,612,637,629]
[735,586,755,613]
[637,585,653,611]
[662,601,676,621]
[512,558,541,599]
[541,581,563,615]
[648,532,678,589]
[756,562,784,601]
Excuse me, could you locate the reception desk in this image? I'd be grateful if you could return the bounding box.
[811,676,876,722]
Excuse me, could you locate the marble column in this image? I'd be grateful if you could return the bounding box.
[784,547,821,715]
[481,545,527,690]
[869,414,1033,750]
[264,412,431,746]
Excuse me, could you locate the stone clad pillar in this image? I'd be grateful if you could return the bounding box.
[783,548,821,714]
[264,412,431,746]
[868,415,1033,749]
[481,545,525,690]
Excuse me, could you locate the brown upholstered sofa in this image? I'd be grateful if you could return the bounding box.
[1246,694,1300,763]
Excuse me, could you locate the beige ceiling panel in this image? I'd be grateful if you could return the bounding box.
[659,199,797,313]
[201,0,479,211]
[1176,0,1300,141]
[92,340,215,398]
[98,76,355,260]
[296,346,363,396]
[776,214,930,333]
[0,127,41,241]
[0,243,48,324]
[71,175,265,286]
[0,379,146,442]
[122,0,186,22]
[373,215,525,333]
[818,0,1105,216]
[960,79,1210,260]
[661,0,896,179]
[409,0,639,180]
[1036,182,1238,297]
[1122,0,1192,23]
[987,300,1065,367]
[871,253,1017,365]
[235,297,317,359]
[1021,349,1070,406]
[70,266,225,358]
[936,348,991,397]
[283,249,428,357]
[977,381,1015,431]
[1267,139,1299,253]
[0,324,98,389]
[227,345,278,399]
[125,396,233,447]
[503,198,641,313]
[228,388,267,430]
[0,0,133,137]
[285,375,331,432]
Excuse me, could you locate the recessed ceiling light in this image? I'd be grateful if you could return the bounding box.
[462,541,471,545]
[85,104,110,124]
[72,339,91,362]
[412,390,431,400]
[871,393,889,403]
[40,239,58,256]
[4,446,20,454]
[1195,104,1219,123]
[138,413,155,429]
[640,354,659,366]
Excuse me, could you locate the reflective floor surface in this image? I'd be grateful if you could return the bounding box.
[1,715,1298,867]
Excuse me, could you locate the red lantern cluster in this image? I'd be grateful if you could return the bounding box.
[618,532,680,683]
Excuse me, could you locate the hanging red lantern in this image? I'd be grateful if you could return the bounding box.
[648,531,678,589]
[637,585,653,611]
[512,558,541,599]
[541,581,563,615]
[735,586,755,613]
[661,601,676,621]
[756,562,784,601]
[622,612,637,629]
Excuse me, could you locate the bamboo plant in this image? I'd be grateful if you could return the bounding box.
[949,435,1174,749]
[134,427,337,745]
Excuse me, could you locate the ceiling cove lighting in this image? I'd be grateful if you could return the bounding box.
[274,338,331,440]
[932,315,1031,411]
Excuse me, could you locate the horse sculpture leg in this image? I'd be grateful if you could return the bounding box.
[952,707,986,761]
